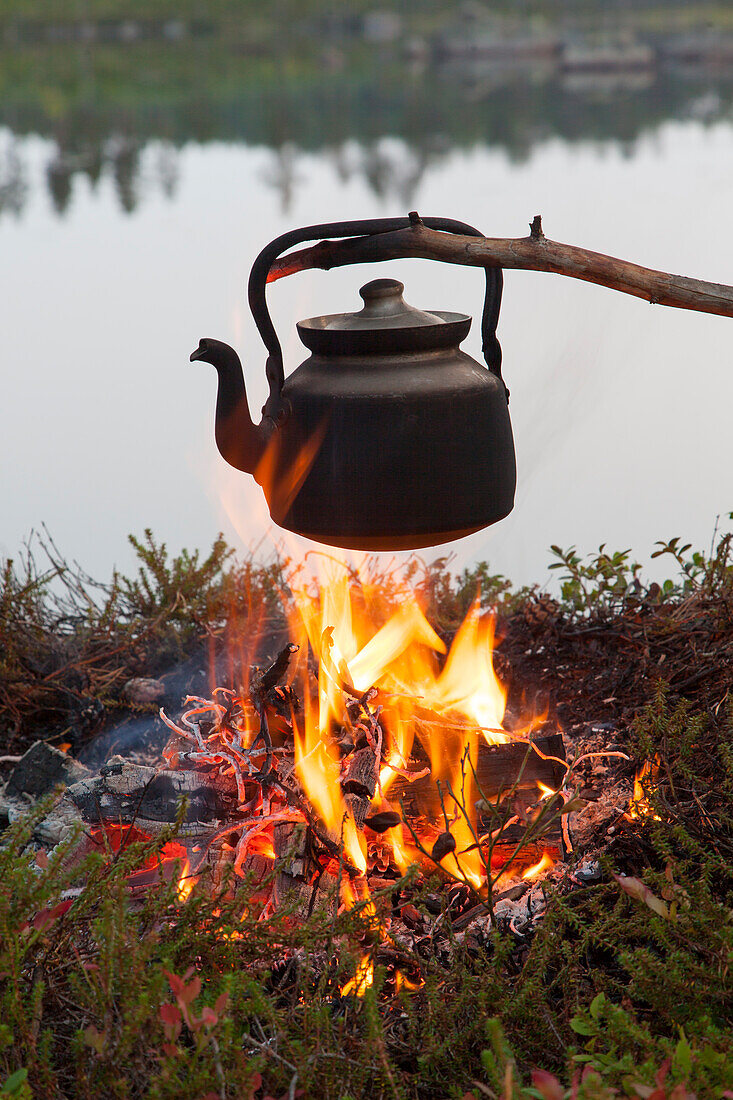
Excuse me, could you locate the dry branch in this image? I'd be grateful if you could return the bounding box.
[267,215,733,319]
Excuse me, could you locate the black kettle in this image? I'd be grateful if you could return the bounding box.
[191,216,516,550]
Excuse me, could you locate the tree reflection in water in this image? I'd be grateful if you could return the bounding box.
[0,137,27,217]
[2,39,733,219]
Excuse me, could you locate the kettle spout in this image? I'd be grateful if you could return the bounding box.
[190,338,272,475]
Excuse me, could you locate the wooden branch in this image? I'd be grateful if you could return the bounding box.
[267,215,733,319]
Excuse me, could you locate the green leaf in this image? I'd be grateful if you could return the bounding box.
[570,1015,596,1036]
[560,797,587,814]
[1,1069,28,1095]
[673,1031,692,1076]
[589,992,606,1020]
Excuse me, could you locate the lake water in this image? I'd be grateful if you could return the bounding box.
[3,57,733,589]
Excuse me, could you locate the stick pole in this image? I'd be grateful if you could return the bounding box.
[266,214,733,320]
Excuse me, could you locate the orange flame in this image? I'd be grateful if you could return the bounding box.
[628,760,661,821]
[253,415,329,523]
[522,850,555,881]
[427,601,507,740]
[176,860,197,902]
[283,555,541,892]
[340,954,374,998]
[293,703,367,876]
[394,970,423,993]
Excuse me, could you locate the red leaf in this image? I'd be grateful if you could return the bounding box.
[246,1074,263,1100]
[214,992,229,1015]
[32,899,73,931]
[159,1003,181,1026]
[181,976,202,1006]
[163,969,185,997]
[161,1042,179,1058]
[654,1060,671,1088]
[83,1025,106,1055]
[200,1007,218,1028]
[613,874,670,919]
[531,1069,565,1100]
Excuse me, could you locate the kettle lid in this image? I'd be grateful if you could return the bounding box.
[324,278,447,331]
[297,277,471,355]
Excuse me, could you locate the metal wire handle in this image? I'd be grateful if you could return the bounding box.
[247,215,505,424]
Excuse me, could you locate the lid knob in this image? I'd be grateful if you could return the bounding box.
[358,278,407,319]
[300,277,456,331]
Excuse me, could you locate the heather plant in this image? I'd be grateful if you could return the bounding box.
[0,529,290,746]
[547,543,645,617]
[120,529,235,622]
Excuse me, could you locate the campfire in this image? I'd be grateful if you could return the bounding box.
[5,554,660,1001]
[156,561,564,908]
[1,554,660,1007]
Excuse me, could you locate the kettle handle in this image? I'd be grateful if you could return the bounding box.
[248,216,505,424]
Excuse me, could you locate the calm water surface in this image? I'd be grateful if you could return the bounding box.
[3,110,733,587]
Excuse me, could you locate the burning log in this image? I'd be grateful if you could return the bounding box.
[342,746,379,828]
[387,732,566,818]
[67,759,240,835]
[5,740,90,801]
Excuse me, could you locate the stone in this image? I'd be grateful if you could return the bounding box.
[122,677,166,705]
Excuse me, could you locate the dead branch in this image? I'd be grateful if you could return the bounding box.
[266,215,733,319]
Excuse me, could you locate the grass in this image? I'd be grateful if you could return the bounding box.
[1,521,732,1098]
